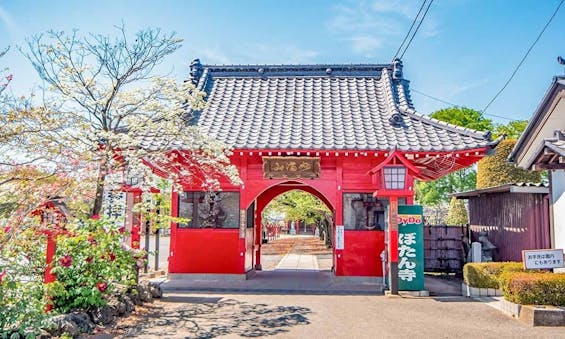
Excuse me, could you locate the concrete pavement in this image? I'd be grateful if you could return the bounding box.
[102,293,565,338]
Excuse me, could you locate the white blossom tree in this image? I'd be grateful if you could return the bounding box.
[18,26,241,217]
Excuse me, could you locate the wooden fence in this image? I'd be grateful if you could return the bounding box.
[424,224,467,274]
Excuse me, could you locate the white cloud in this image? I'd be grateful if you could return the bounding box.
[327,0,440,57]
[0,6,17,36]
[372,0,420,18]
[349,36,382,57]
[192,43,318,65]
[239,43,318,64]
[197,46,232,65]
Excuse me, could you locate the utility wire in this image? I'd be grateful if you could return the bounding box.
[399,0,435,60]
[392,0,428,61]
[482,0,564,113]
[412,88,513,121]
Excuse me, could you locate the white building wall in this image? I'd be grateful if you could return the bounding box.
[551,170,565,272]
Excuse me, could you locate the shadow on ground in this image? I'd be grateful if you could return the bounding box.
[119,297,311,338]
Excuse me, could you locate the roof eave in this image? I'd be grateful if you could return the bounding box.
[509,76,565,164]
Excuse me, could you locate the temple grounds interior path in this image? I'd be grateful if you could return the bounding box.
[261,235,333,271]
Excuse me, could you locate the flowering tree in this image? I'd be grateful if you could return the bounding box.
[23,26,241,217]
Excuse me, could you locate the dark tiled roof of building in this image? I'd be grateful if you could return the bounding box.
[452,182,549,198]
[189,61,497,152]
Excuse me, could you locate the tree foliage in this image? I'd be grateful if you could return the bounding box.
[476,139,541,188]
[263,190,331,225]
[493,120,528,139]
[415,168,476,206]
[431,107,494,132]
[445,196,468,225]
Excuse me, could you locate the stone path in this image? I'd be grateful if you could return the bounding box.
[261,235,333,271]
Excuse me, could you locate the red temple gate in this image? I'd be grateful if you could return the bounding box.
[142,60,498,280]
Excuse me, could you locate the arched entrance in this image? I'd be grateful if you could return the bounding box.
[251,182,334,273]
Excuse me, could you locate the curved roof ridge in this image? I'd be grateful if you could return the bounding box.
[378,67,401,117]
[399,106,492,141]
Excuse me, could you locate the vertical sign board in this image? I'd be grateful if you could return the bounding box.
[335,225,345,250]
[101,190,126,227]
[397,205,424,291]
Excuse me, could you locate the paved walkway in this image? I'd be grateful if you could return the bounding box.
[95,293,565,338]
[158,236,462,296]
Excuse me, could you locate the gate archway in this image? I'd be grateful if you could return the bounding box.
[251,181,335,271]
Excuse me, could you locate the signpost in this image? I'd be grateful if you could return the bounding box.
[522,249,564,270]
[397,205,424,291]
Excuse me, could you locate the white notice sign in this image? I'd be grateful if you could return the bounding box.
[522,249,564,269]
[336,225,345,250]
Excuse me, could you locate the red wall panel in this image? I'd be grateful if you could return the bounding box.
[338,230,385,276]
[168,229,242,274]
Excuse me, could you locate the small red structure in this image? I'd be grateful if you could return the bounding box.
[31,197,69,285]
[144,59,498,280]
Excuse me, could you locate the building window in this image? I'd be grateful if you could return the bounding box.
[343,193,386,230]
[178,191,240,229]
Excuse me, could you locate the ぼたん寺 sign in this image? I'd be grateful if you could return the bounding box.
[397,205,424,291]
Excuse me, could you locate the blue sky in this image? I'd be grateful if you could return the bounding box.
[1,0,564,124]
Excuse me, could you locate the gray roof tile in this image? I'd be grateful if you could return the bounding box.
[189,63,496,152]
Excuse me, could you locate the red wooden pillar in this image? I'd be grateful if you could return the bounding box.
[388,196,399,295]
[44,232,57,284]
[131,191,142,249]
[254,206,262,270]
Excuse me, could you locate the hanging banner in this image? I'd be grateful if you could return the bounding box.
[397,205,424,291]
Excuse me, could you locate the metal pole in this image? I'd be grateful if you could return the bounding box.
[389,196,399,295]
[154,228,160,271]
[144,215,150,274]
[154,199,161,271]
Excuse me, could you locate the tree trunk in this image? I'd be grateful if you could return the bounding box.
[91,156,108,217]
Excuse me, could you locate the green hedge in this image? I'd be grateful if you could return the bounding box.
[463,262,525,288]
[499,272,565,306]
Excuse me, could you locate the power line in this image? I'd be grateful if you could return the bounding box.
[482,0,564,113]
[411,88,513,121]
[399,0,435,60]
[392,0,428,61]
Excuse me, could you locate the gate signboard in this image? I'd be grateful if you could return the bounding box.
[397,205,424,291]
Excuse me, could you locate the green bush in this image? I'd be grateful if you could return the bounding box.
[463,262,525,288]
[0,226,49,336]
[48,219,143,313]
[499,272,565,306]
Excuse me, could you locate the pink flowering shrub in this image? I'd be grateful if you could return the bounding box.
[47,219,143,313]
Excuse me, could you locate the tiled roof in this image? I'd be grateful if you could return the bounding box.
[189,61,497,152]
[452,182,549,198]
[544,130,565,156]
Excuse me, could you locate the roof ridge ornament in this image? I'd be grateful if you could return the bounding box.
[389,113,404,127]
[189,58,203,85]
[392,58,403,80]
